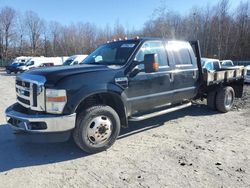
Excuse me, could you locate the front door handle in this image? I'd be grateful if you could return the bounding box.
[169,72,174,82]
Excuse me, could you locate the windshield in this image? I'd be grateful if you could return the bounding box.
[81,41,139,66]
[63,59,74,65]
[11,63,19,66]
[26,60,34,66]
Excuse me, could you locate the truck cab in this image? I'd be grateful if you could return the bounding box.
[5,38,246,153]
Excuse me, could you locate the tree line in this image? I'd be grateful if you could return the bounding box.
[0,0,249,61]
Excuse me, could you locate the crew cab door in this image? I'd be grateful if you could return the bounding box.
[124,40,174,115]
[167,42,199,103]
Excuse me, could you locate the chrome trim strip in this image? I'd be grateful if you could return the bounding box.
[16,85,30,92]
[16,92,29,100]
[140,68,198,75]
[127,86,196,102]
[169,69,198,73]
[175,64,194,67]
[129,102,192,121]
[30,83,33,107]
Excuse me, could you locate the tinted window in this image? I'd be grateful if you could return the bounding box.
[134,41,168,67]
[213,61,220,70]
[63,59,73,65]
[204,62,214,71]
[222,61,233,66]
[172,48,192,65]
[27,61,34,66]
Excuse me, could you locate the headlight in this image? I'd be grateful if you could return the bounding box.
[46,89,67,114]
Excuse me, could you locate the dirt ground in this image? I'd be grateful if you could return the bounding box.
[0,70,249,188]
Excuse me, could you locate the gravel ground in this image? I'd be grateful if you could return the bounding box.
[0,71,249,188]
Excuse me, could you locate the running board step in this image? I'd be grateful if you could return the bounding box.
[129,102,192,121]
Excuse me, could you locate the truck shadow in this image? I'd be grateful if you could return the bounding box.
[119,103,217,139]
[0,103,217,172]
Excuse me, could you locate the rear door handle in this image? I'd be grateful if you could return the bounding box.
[193,70,197,79]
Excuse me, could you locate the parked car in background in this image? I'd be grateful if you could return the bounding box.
[246,65,250,83]
[201,58,221,72]
[63,55,88,66]
[18,57,66,72]
[5,56,32,74]
[220,60,234,67]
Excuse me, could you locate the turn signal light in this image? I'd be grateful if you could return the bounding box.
[47,96,66,102]
[153,62,159,71]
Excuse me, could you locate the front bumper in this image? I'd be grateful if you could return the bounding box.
[5,103,76,133]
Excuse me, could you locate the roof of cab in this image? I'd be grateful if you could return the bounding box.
[107,37,190,44]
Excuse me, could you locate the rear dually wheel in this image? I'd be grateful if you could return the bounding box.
[216,86,235,113]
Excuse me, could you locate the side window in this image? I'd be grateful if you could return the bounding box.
[213,61,220,70]
[205,62,213,71]
[134,41,169,68]
[171,47,192,65]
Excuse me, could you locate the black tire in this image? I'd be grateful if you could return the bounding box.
[207,91,217,110]
[6,70,11,74]
[216,86,235,113]
[73,105,121,153]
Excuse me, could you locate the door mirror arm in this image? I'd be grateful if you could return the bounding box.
[129,67,142,78]
[128,60,144,78]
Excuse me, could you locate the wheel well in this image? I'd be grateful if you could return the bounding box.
[230,83,244,98]
[205,81,244,98]
[76,93,128,128]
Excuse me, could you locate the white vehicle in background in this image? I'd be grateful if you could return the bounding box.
[5,56,32,74]
[63,55,88,66]
[220,60,234,67]
[19,57,66,72]
[12,56,32,64]
[245,65,250,83]
[201,58,221,72]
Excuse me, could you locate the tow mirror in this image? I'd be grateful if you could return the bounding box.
[144,54,159,73]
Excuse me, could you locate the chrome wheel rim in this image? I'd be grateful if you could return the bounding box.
[87,116,112,145]
[224,91,233,108]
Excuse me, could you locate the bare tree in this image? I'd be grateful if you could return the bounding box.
[24,11,44,55]
[0,7,16,59]
[1,0,250,61]
[49,21,63,56]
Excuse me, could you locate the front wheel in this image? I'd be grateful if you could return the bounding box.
[73,105,121,153]
[216,86,235,113]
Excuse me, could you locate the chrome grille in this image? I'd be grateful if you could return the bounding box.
[16,80,32,108]
[15,74,46,111]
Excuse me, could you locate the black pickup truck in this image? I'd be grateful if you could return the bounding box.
[5,38,247,153]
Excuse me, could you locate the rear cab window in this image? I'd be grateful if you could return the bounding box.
[166,41,196,69]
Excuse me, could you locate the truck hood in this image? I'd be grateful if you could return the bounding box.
[25,64,110,86]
